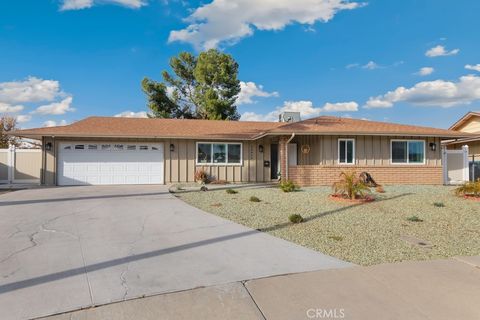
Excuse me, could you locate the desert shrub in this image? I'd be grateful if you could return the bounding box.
[249,196,261,202]
[288,214,303,223]
[194,169,209,183]
[328,235,343,241]
[433,202,445,208]
[407,215,423,222]
[280,180,299,192]
[455,180,480,197]
[226,188,238,194]
[332,171,371,200]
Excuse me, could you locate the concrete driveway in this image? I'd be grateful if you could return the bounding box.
[0,185,350,320]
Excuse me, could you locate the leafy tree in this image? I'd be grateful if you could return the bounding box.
[142,49,241,120]
[0,116,19,148]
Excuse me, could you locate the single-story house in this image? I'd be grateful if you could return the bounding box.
[13,115,470,186]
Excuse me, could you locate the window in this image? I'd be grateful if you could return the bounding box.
[63,145,72,150]
[101,144,111,151]
[139,145,149,150]
[88,144,98,150]
[113,144,124,151]
[127,145,136,151]
[74,144,84,150]
[196,143,242,165]
[338,139,355,164]
[391,140,425,164]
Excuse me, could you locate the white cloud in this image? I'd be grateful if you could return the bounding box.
[465,64,480,72]
[345,63,360,69]
[60,0,93,10]
[0,102,24,113]
[0,77,64,104]
[322,101,358,112]
[241,100,357,121]
[237,81,279,105]
[60,0,146,10]
[114,110,148,118]
[425,45,459,57]
[16,115,32,123]
[362,61,380,70]
[33,97,75,115]
[365,75,480,108]
[169,0,365,49]
[416,67,434,76]
[43,120,67,127]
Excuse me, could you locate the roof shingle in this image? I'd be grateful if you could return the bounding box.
[12,116,471,140]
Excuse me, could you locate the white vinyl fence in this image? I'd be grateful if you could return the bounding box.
[0,146,42,184]
[442,146,469,185]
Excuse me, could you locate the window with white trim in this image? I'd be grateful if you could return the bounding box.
[338,139,355,164]
[391,140,425,164]
[196,143,242,165]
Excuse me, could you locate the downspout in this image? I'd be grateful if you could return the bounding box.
[285,133,295,180]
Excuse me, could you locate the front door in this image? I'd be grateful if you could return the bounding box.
[270,144,279,179]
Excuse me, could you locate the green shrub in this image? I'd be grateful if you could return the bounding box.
[280,180,299,192]
[249,196,261,202]
[288,214,304,223]
[328,235,343,241]
[433,202,445,208]
[226,188,238,194]
[407,215,423,222]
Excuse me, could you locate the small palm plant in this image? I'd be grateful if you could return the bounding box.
[332,171,371,200]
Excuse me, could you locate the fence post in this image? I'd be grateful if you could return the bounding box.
[441,146,447,185]
[462,145,469,182]
[7,143,15,184]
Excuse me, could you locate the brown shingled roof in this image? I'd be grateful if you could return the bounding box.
[12,115,471,140]
[12,116,285,140]
[264,116,471,138]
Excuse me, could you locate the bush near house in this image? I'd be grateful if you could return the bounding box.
[194,169,209,184]
[455,180,480,198]
[288,214,304,224]
[280,180,299,193]
[332,171,371,200]
[249,196,261,202]
[226,188,238,194]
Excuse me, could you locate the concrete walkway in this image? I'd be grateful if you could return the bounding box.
[45,256,480,320]
[0,186,349,320]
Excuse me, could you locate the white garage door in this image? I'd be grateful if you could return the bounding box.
[58,142,164,186]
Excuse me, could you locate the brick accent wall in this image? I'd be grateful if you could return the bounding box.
[288,165,443,186]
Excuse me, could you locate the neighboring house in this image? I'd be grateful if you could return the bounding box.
[446,111,480,180]
[13,115,468,186]
[447,111,480,156]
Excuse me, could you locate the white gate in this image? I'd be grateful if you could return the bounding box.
[442,146,469,185]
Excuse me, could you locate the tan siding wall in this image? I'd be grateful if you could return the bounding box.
[295,135,442,166]
[43,137,274,185]
[0,151,8,180]
[14,151,42,180]
[457,117,480,133]
[449,140,480,157]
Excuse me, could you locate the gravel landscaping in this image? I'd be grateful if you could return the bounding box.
[176,185,480,266]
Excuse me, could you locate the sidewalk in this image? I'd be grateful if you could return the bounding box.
[44,256,480,320]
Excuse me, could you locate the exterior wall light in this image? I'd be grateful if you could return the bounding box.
[45,142,52,151]
[429,142,436,151]
[170,144,175,152]
[259,145,264,153]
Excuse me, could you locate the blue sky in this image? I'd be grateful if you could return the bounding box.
[1,0,479,129]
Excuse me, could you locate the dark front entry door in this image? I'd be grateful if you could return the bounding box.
[270,144,279,179]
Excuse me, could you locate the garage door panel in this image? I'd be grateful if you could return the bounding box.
[58,143,164,186]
